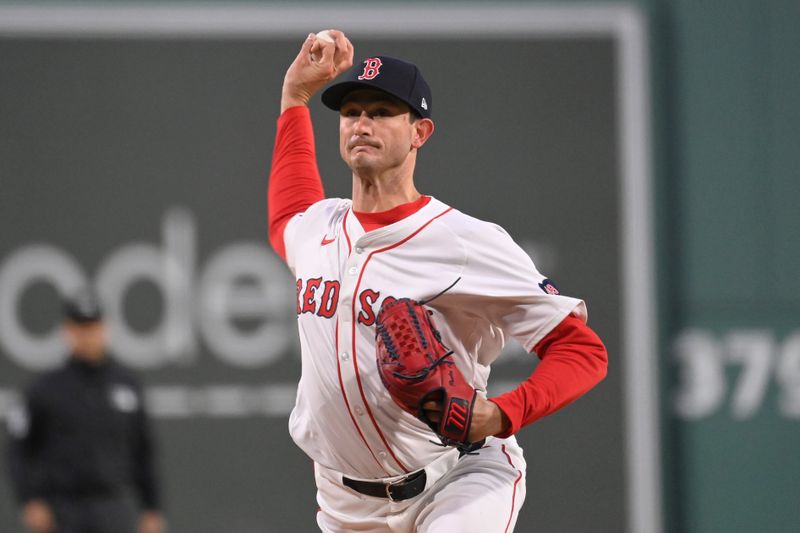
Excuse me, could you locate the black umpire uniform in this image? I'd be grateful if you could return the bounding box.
[5,292,162,533]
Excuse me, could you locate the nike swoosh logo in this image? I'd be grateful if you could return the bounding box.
[320,235,336,246]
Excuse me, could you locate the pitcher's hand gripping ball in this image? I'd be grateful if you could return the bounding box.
[310,30,335,63]
[375,298,482,452]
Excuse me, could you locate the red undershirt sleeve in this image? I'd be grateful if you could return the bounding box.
[489,315,608,437]
[267,106,326,261]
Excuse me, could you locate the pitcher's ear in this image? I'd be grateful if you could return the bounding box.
[412,118,435,149]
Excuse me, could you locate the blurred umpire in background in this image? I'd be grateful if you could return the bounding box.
[4,290,164,533]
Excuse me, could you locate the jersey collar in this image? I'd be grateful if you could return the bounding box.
[352,195,432,232]
[345,196,449,249]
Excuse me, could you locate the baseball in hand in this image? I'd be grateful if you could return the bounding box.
[310,30,335,62]
[316,30,335,43]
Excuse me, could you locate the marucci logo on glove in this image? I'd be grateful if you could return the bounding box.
[444,398,470,433]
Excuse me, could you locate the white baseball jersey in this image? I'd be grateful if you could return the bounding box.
[285,196,585,480]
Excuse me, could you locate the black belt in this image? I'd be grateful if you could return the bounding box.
[343,469,427,502]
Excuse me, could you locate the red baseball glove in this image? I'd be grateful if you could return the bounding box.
[375,298,481,452]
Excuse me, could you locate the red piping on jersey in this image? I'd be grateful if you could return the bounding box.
[334,318,388,474]
[501,444,523,533]
[348,206,454,474]
[342,210,352,255]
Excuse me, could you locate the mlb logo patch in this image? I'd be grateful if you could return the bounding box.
[539,278,560,295]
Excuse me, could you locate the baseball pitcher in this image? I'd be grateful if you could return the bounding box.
[267,30,608,532]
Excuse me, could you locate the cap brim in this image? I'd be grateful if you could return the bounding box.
[321,81,424,117]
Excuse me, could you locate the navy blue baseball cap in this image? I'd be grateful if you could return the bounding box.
[321,56,432,118]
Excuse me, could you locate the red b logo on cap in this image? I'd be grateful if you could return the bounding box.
[358,58,383,80]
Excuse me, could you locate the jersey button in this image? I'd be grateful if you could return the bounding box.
[355,407,363,416]
[340,352,349,361]
[378,451,388,458]
[355,246,364,254]
[348,266,358,275]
